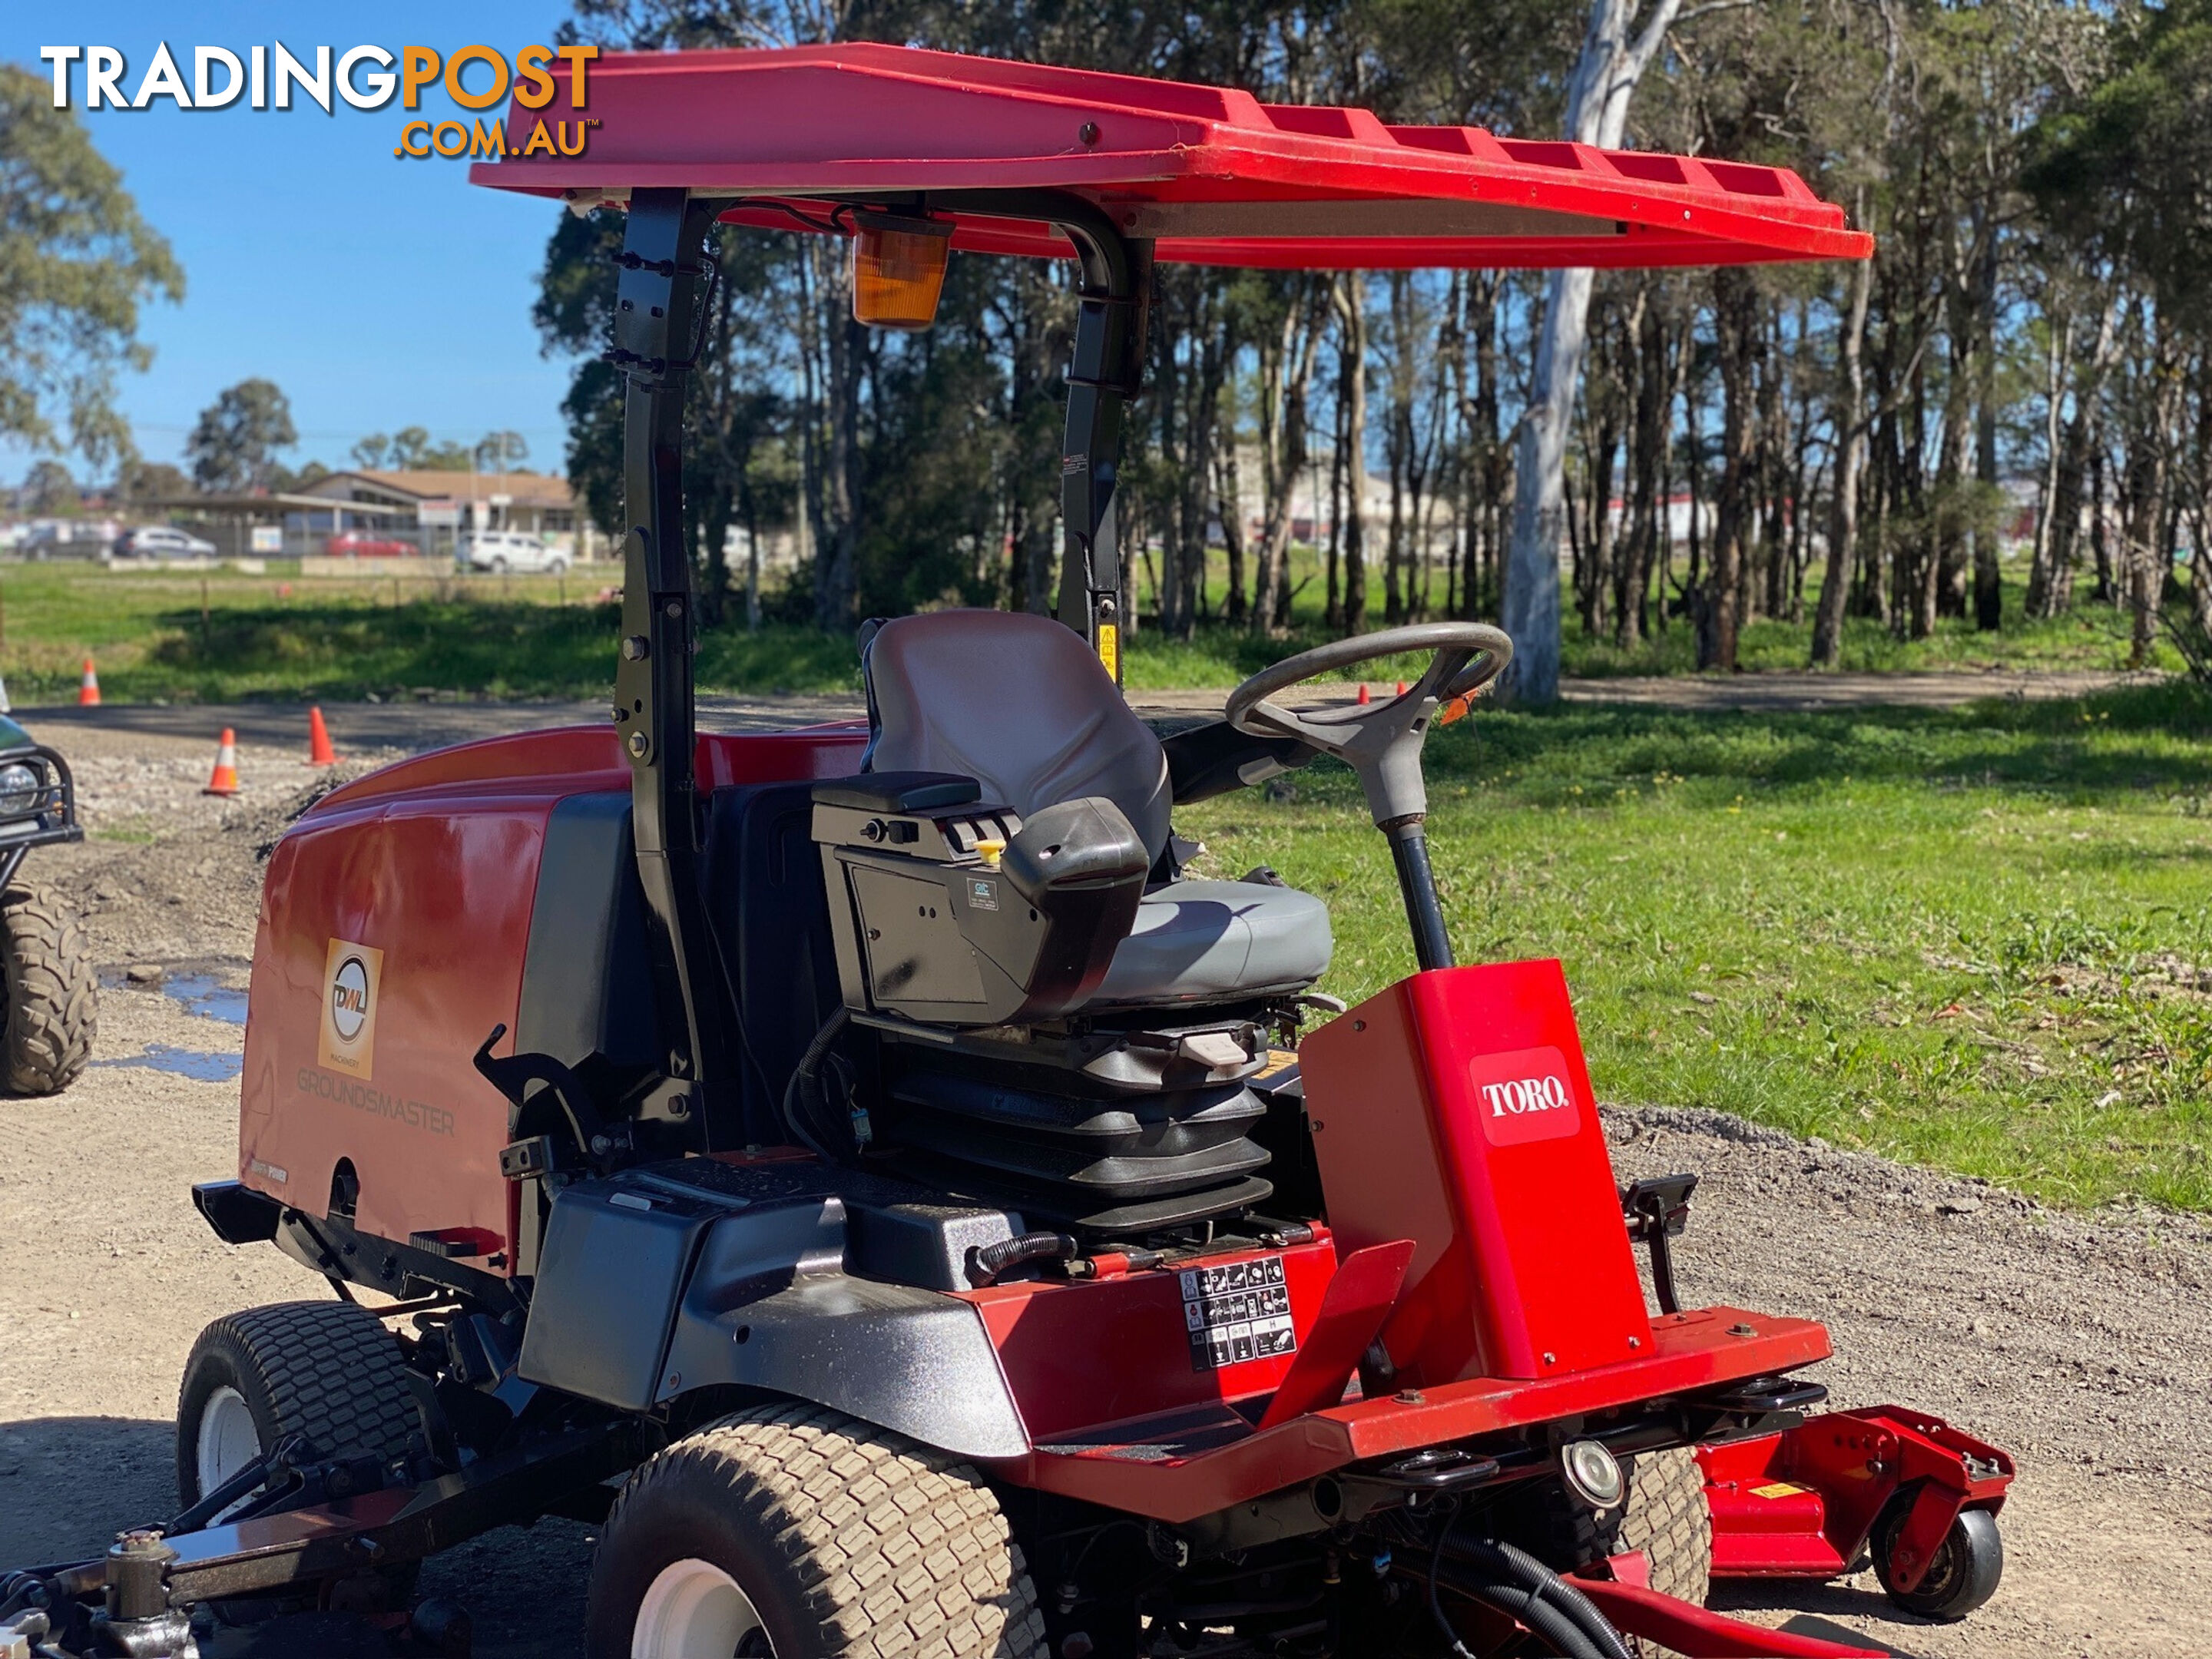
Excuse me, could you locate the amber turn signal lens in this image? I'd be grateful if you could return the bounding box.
[852,214,952,330]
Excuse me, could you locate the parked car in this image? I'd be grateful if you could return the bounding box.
[111,525,217,561]
[459,530,569,574]
[326,530,418,558]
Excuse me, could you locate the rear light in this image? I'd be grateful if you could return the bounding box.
[851,210,952,330]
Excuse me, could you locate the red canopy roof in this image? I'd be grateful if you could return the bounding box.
[470,44,1870,272]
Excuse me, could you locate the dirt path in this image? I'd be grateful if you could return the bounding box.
[0,717,2198,1655]
[12,663,2156,757]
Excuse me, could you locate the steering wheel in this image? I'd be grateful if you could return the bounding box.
[1225,622,1512,828]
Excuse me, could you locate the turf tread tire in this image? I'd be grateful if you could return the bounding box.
[175,1300,422,1508]
[588,1401,1047,1659]
[1617,1448,1713,1608]
[0,883,95,1095]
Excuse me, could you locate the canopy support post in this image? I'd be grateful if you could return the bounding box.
[610,187,740,1144]
[1053,210,1151,685]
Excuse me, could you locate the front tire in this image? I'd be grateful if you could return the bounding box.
[0,882,96,1094]
[587,1402,1046,1659]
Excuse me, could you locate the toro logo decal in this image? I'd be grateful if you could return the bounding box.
[318,938,383,1080]
[1467,1045,1581,1147]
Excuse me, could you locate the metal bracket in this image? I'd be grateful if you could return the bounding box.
[609,189,743,1147]
[1621,1172,1699,1315]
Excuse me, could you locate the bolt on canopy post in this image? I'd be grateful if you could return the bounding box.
[610,187,739,1141]
[1050,204,1152,687]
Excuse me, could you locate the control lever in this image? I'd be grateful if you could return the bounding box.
[1620,1173,1699,1315]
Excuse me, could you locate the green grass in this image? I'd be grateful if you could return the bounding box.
[0,557,2170,703]
[1178,679,2212,1214]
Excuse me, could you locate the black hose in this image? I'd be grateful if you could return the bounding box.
[779,1008,849,1161]
[1432,1532,1634,1659]
[965,1231,1078,1286]
[1422,1558,1607,1659]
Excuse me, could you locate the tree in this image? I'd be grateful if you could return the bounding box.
[351,433,391,470]
[18,459,79,515]
[0,64,183,470]
[1500,0,1688,703]
[185,379,296,493]
[475,430,530,473]
[118,458,190,505]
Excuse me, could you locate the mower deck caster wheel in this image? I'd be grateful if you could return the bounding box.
[1872,1495,2002,1621]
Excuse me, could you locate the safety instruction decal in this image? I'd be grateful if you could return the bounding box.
[1182,1253,1297,1371]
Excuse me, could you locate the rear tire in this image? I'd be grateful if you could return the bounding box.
[586,1402,1047,1659]
[177,1301,424,1508]
[0,882,95,1095]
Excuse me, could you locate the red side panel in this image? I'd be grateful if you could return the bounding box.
[1299,962,1652,1384]
[965,1237,1339,1440]
[240,788,551,1256]
[238,723,866,1261]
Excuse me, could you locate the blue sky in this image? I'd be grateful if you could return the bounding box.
[2,2,594,484]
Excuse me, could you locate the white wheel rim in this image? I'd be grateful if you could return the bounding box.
[195,1385,262,1502]
[632,1557,773,1659]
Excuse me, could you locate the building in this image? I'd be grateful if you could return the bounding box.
[296,471,601,560]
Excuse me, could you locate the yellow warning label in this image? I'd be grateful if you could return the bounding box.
[1253,1049,1300,1079]
[1751,1482,1810,1501]
[1097,623,1120,682]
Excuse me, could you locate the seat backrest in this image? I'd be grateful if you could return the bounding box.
[863,611,1172,862]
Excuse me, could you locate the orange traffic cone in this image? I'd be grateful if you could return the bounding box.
[1396,680,1408,696]
[307,706,337,767]
[1356,683,1371,704]
[203,728,240,796]
[77,657,101,706]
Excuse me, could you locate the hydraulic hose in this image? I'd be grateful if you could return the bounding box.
[1419,1530,1604,1659]
[779,1008,849,1160]
[1434,1532,1634,1659]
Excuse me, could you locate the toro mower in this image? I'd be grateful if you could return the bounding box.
[2,45,2014,1659]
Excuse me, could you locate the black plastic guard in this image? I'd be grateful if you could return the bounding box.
[516,1168,1029,1460]
[192,1179,281,1244]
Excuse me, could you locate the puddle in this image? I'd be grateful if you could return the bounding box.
[93,1044,243,1083]
[98,969,249,1025]
[161,974,249,1025]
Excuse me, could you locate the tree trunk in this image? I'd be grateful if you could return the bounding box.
[1695,268,1757,671]
[1336,273,1371,632]
[1500,0,1685,701]
[1813,227,1873,667]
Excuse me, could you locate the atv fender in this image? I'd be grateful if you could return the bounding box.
[516,1173,1029,1460]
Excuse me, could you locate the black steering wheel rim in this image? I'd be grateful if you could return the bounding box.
[1225,622,1514,740]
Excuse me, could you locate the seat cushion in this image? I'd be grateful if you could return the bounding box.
[1091,879,1333,1008]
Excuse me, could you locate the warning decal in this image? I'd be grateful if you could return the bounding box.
[1181,1253,1297,1371]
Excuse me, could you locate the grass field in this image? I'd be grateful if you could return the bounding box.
[1180,679,2212,1214]
[8,559,2204,1214]
[0,556,2175,704]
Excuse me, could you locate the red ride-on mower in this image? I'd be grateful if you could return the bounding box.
[2,46,2012,1659]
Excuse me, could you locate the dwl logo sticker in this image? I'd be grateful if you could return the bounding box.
[318,938,383,1079]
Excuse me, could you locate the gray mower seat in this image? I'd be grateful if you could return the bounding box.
[1093,879,1333,1008]
[862,610,1333,1009]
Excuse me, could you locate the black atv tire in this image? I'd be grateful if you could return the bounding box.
[0,882,95,1094]
[586,1402,1048,1659]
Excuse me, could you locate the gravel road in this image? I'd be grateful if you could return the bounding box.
[0,712,2200,1657]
